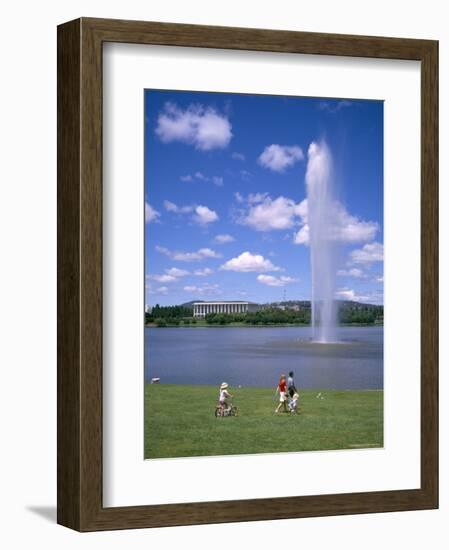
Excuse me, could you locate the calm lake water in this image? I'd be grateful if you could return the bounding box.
[144,326,383,390]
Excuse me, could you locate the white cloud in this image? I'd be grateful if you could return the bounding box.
[334,207,379,243]
[183,283,221,296]
[220,251,281,272]
[237,192,377,243]
[234,192,244,203]
[375,275,384,283]
[157,286,169,295]
[257,274,298,287]
[181,172,224,186]
[337,268,366,278]
[293,199,378,245]
[335,287,383,305]
[247,192,269,205]
[166,268,189,277]
[232,152,245,161]
[212,176,223,186]
[193,205,219,225]
[147,267,189,283]
[335,288,362,301]
[295,198,308,218]
[258,144,304,172]
[293,224,309,245]
[145,202,160,223]
[156,246,221,262]
[163,200,218,225]
[318,100,352,113]
[292,143,379,245]
[155,102,232,150]
[149,274,177,283]
[163,200,193,214]
[350,242,384,264]
[214,234,235,244]
[146,285,169,296]
[194,268,214,277]
[238,195,303,232]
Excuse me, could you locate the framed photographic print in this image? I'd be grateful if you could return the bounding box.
[57,17,438,531]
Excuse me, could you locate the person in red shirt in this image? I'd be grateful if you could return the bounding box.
[275,374,288,413]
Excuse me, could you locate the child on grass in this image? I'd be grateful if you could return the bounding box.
[218,382,233,410]
[288,392,300,414]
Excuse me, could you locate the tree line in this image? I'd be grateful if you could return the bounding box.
[145,304,193,327]
[145,303,383,327]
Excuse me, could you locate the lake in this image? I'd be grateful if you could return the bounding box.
[144,326,383,390]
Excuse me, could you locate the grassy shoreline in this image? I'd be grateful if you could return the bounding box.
[144,322,383,328]
[145,384,383,459]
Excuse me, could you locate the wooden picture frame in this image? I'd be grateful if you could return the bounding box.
[57,17,438,531]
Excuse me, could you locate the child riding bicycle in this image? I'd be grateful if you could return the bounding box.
[218,382,233,411]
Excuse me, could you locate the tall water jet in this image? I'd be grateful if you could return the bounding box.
[306,141,339,343]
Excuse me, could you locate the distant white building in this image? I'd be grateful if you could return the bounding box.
[193,300,259,317]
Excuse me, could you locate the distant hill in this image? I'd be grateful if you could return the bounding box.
[337,300,383,309]
[180,300,199,309]
[264,299,382,310]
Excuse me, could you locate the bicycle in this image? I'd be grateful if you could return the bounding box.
[214,402,238,417]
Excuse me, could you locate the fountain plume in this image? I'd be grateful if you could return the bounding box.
[306,141,339,343]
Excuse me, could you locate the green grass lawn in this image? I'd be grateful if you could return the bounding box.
[144,384,383,459]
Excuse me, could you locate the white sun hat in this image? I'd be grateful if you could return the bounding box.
[220,382,229,390]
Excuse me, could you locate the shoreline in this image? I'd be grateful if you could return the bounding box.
[144,322,384,329]
[145,382,383,391]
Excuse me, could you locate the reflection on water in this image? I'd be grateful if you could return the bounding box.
[144,326,383,390]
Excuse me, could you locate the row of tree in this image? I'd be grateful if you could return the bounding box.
[145,304,192,325]
[204,309,310,325]
[145,303,383,327]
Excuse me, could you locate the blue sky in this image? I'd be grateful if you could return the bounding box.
[144,90,383,307]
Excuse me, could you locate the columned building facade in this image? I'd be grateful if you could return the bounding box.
[193,301,258,317]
